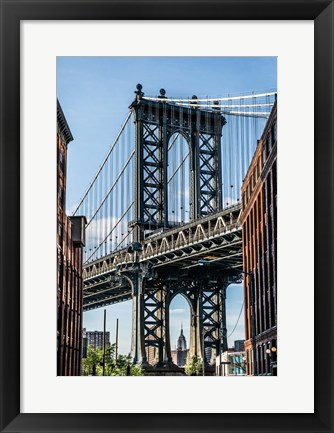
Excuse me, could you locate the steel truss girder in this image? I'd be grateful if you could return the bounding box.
[82,204,243,290]
[83,290,132,311]
[148,237,242,269]
[82,273,132,311]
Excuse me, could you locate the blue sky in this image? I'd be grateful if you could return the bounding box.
[57,56,276,355]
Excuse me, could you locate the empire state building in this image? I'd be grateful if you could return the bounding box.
[171,324,188,367]
[177,324,187,351]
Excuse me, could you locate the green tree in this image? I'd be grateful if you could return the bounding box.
[82,345,143,376]
[106,354,143,376]
[184,354,202,376]
[82,345,105,376]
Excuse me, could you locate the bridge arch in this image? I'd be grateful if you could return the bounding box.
[168,289,194,312]
[167,128,190,145]
[168,292,192,367]
[167,132,191,225]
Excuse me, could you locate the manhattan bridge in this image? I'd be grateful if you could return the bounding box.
[73,85,276,372]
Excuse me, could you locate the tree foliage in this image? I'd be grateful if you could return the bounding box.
[184,354,202,376]
[82,344,143,376]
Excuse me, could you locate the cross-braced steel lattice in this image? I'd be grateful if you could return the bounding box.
[130,85,225,242]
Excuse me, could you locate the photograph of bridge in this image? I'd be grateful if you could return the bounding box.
[56,57,277,376]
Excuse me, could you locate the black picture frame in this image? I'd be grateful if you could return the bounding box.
[0,1,333,432]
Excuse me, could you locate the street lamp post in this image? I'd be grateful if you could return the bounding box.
[218,315,222,376]
[102,309,106,376]
[191,311,204,375]
[248,271,258,376]
[202,326,205,377]
[266,344,277,375]
[218,286,226,375]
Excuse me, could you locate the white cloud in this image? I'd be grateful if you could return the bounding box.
[86,215,129,244]
[170,308,186,315]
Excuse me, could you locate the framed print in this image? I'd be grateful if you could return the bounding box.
[0,0,333,432]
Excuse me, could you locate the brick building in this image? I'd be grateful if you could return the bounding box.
[57,100,86,376]
[241,100,277,375]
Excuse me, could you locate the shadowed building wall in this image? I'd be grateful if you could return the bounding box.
[57,101,86,376]
[241,100,277,376]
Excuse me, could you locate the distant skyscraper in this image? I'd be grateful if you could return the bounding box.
[171,324,188,367]
[177,323,187,351]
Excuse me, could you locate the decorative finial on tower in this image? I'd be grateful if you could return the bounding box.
[134,83,144,99]
[191,95,198,107]
[158,88,167,100]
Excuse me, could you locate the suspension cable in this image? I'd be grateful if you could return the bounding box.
[85,202,134,263]
[73,111,132,215]
[142,91,276,103]
[85,151,135,227]
[167,151,190,184]
[227,301,244,338]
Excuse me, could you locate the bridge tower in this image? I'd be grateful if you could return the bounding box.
[130,84,225,242]
[126,85,234,371]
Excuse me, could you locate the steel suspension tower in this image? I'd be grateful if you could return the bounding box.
[122,85,237,370]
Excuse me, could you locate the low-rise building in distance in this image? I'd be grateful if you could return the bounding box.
[83,328,110,349]
[216,349,246,376]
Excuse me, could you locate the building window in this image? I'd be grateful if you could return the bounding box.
[59,152,65,173]
[271,122,277,145]
[262,145,267,164]
[266,135,271,157]
[58,223,63,245]
[59,186,64,208]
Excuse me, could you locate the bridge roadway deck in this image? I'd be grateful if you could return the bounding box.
[83,203,243,311]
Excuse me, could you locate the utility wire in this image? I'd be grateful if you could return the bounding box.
[227,301,244,338]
